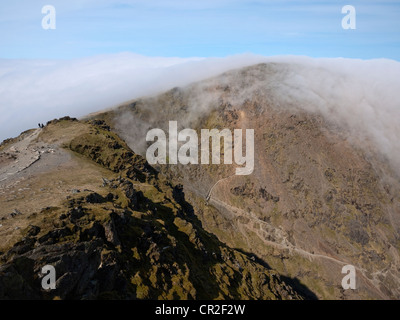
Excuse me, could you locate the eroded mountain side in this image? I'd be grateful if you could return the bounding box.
[90,63,400,299]
[0,118,309,300]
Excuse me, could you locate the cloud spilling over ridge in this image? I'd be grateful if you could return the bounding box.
[0,52,399,175]
[0,52,272,141]
[204,57,400,173]
[271,58,400,173]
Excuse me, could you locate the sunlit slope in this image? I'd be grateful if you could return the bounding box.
[0,118,307,300]
[94,62,400,299]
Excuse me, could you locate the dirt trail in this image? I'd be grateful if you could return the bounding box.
[0,128,69,191]
[192,173,389,298]
[206,174,236,202]
[208,195,389,298]
[0,129,42,182]
[205,175,367,268]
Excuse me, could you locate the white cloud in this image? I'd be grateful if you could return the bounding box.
[0,52,269,141]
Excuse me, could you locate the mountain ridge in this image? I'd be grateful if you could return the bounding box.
[0,117,311,300]
[1,62,400,300]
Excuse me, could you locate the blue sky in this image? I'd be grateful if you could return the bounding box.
[1,0,400,60]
